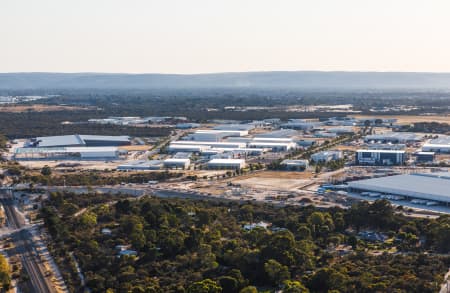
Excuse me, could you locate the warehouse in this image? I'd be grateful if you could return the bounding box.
[184,130,249,141]
[225,137,253,143]
[168,144,211,153]
[79,135,131,146]
[311,150,343,163]
[414,152,435,163]
[175,123,201,129]
[15,147,120,160]
[31,135,85,147]
[163,158,191,169]
[280,159,309,171]
[117,160,163,171]
[184,132,230,142]
[422,136,450,153]
[252,137,294,143]
[248,142,297,152]
[364,132,421,144]
[207,159,246,169]
[207,148,265,156]
[356,150,406,165]
[280,121,319,131]
[31,134,131,148]
[254,129,299,138]
[348,172,450,204]
[213,124,255,131]
[172,141,247,149]
[327,127,355,135]
[314,131,337,138]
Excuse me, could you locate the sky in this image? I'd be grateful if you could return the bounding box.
[1,0,450,74]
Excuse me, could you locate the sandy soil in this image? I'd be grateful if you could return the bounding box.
[233,177,311,190]
[118,145,151,151]
[0,104,94,112]
[354,114,450,124]
[231,171,314,191]
[236,171,313,180]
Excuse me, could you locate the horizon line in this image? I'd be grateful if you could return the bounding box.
[4,70,450,75]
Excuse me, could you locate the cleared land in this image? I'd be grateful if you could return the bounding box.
[354,114,450,124]
[232,171,314,191]
[0,104,94,112]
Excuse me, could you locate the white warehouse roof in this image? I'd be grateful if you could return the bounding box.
[348,173,450,203]
[36,135,85,147]
[356,149,405,154]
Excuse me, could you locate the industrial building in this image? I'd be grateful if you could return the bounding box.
[207,159,246,169]
[183,130,248,141]
[163,158,191,169]
[327,127,355,135]
[117,160,163,171]
[280,159,309,171]
[348,172,450,204]
[366,143,406,150]
[356,150,406,165]
[311,151,343,163]
[297,140,316,148]
[248,142,296,152]
[254,129,299,138]
[364,132,421,144]
[30,135,131,148]
[252,137,294,143]
[175,123,201,129]
[15,147,121,160]
[414,152,435,163]
[280,120,320,131]
[422,136,450,153]
[314,131,337,138]
[172,141,247,149]
[213,124,255,131]
[168,144,211,153]
[209,148,265,156]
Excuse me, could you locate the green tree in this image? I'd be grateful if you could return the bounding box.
[264,259,290,286]
[0,254,11,290]
[187,279,222,293]
[239,286,258,293]
[283,280,309,293]
[80,211,97,228]
[41,165,52,176]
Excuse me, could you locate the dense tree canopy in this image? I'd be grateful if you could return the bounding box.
[40,194,450,292]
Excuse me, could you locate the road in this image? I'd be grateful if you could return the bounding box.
[1,195,57,293]
[136,129,186,160]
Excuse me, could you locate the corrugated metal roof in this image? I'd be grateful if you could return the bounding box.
[356,149,405,154]
[79,135,130,142]
[208,159,245,164]
[35,135,130,147]
[36,135,85,147]
[348,173,450,202]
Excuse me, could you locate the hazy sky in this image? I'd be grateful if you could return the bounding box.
[2,0,450,73]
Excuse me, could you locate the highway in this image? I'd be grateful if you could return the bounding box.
[0,195,57,293]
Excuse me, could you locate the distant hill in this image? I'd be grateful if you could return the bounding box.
[1,71,450,90]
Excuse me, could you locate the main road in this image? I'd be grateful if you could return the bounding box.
[0,193,57,293]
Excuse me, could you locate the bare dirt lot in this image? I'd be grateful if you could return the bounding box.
[0,104,95,112]
[354,114,450,124]
[231,171,314,191]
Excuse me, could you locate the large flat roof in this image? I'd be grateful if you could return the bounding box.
[16,146,118,154]
[208,159,245,164]
[364,132,421,141]
[79,135,130,142]
[348,172,450,203]
[35,134,130,147]
[356,149,405,154]
[36,135,85,147]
